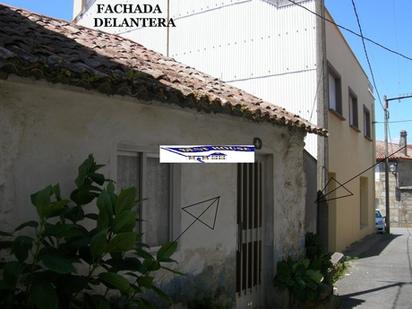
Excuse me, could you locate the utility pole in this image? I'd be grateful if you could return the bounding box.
[384,96,390,233]
[383,94,412,234]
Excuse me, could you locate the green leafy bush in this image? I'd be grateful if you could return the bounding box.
[273,233,338,304]
[274,257,324,302]
[0,155,178,309]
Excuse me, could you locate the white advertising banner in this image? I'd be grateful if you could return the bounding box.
[160,145,255,163]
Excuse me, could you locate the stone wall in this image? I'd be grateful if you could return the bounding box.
[375,161,412,227]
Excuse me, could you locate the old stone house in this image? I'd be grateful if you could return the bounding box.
[0,4,326,308]
[376,131,412,227]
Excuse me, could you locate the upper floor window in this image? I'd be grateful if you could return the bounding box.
[117,151,171,247]
[363,106,371,139]
[349,89,358,129]
[328,65,342,116]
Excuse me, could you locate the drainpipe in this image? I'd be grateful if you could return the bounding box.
[316,0,328,192]
[316,0,328,228]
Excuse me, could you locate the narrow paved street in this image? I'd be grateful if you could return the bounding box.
[336,228,412,309]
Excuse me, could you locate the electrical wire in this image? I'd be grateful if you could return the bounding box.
[374,120,412,124]
[350,0,384,111]
[286,0,412,63]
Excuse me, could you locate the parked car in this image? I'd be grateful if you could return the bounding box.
[375,209,385,233]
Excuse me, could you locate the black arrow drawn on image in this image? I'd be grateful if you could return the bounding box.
[175,196,220,242]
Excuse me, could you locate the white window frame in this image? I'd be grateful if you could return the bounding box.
[116,148,176,251]
[141,152,173,250]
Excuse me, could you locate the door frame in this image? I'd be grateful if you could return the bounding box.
[236,155,273,308]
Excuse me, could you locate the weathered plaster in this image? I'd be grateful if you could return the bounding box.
[0,77,308,306]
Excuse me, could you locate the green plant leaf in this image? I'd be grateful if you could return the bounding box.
[98,272,131,294]
[107,181,115,193]
[161,265,185,276]
[90,229,108,258]
[46,200,69,218]
[113,210,136,233]
[106,232,137,253]
[107,257,142,272]
[15,221,38,232]
[96,191,114,229]
[31,186,52,219]
[136,247,154,260]
[3,261,24,287]
[137,275,154,288]
[302,258,310,269]
[70,188,97,206]
[85,213,99,220]
[306,269,324,284]
[157,241,177,262]
[12,236,33,262]
[30,281,58,309]
[115,187,137,214]
[45,223,85,239]
[40,255,75,274]
[143,259,160,272]
[51,184,62,200]
[91,173,105,186]
[75,155,95,188]
[63,206,85,223]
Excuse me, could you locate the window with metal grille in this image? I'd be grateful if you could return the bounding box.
[236,163,262,294]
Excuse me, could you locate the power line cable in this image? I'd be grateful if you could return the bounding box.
[375,119,412,124]
[350,0,384,110]
[286,0,412,63]
[316,145,407,202]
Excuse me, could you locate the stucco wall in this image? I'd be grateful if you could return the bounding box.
[325,12,375,252]
[0,77,307,306]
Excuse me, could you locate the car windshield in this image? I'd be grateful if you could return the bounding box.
[376,211,382,218]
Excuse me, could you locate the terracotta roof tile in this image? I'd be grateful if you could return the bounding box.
[0,4,327,136]
[376,141,412,161]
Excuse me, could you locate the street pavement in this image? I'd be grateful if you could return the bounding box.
[336,228,412,309]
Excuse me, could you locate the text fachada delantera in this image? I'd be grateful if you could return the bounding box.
[94,3,176,28]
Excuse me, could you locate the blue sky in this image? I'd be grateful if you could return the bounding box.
[325,0,412,143]
[3,0,412,142]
